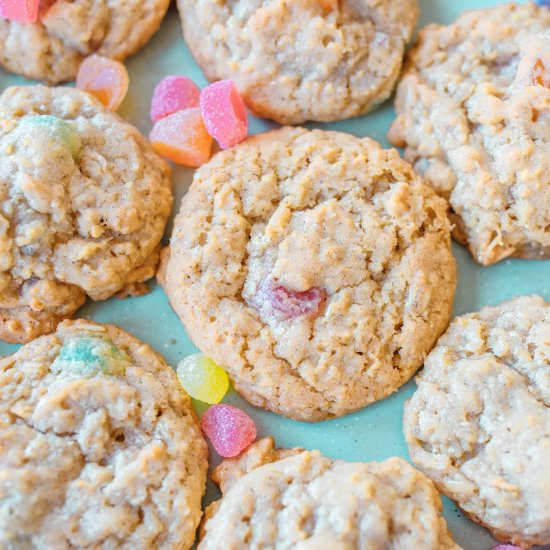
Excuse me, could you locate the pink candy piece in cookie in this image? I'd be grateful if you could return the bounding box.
[0,0,39,22]
[256,278,327,320]
[201,404,257,458]
[491,547,522,550]
[200,80,248,149]
[150,76,201,122]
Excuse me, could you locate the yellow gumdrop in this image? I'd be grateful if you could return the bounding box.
[176,353,229,404]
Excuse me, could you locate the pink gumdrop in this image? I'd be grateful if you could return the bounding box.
[255,278,326,320]
[200,80,248,149]
[0,0,39,22]
[150,76,200,122]
[200,404,257,458]
[491,547,522,550]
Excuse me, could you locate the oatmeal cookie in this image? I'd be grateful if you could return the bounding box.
[0,85,172,343]
[389,2,550,265]
[0,319,208,550]
[0,0,170,83]
[161,127,456,421]
[177,0,419,124]
[200,437,461,549]
[403,295,550,548]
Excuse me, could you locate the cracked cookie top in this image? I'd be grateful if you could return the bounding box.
[200,439,461,549]
[0,86,172,343]
[177,0,419,124]
[389,2,550,265]
[0,0,170,83]
[403,295,550,548]
[0,319,208,550]
[162,127,456,421]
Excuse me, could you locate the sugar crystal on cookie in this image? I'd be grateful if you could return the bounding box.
[200,80,248,149]
[201,404,257,458]
[177,353,229,404]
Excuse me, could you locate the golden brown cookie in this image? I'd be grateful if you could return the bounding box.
[0,319,208,549]
[161,127,456,421]
[0,85,172,343]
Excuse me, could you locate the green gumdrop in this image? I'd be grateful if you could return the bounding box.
[52,336,130,378]
[20,115,81,158]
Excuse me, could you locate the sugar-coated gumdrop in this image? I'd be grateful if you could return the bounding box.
[150,76,200,122]
[76,54,129,111]
[177,353,229,404]
[20,115,81,158]
[255,278,326,320]
[200,404,257,458]
[0,0,39,22]
[149,108,213,167]
[200,80,248,149]
[51,337,130,378]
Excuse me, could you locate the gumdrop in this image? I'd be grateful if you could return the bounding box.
[20,115,81,158]
[255,278,326,320]
[491,546,522,550]
[51,337,130,378]
[149,108,212,167]
[200,80,248,149]
[200,404,257,458]
[0,0,39,22]
[150,76,200,122]
[76,54,129,111]
[177,353,229,404]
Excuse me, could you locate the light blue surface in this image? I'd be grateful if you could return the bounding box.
[1,2,548,549]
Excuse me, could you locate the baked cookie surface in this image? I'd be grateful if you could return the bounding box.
[162,127,456,421]
[199,437,461,549]
[403,295,550,548]
[0,0,170,83]
[0,85,172,343]
[0,319,208,550]
[177,0,419,124]
[389,2,550,265]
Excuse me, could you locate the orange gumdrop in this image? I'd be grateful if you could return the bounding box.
[149,108,213,168]
[76,54,129,111]
[532,58,550,88]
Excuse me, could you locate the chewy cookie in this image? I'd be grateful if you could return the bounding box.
[177,0,419,124]
[0,319,208,550]
[161,127,456,421]
[0,0,170,83]
[199,437,461,549]
[389,2,550,265]
[403,296,550,547]
[0,85,172,343]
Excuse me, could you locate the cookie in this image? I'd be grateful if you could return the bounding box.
[0,0,170,83]
[177,0,419,124]
[161,127,456,421]
[0,85,172,343]
[0,319,208,550]
[199,437,461,549]
[388,2,550,265]
[403,295,550,548]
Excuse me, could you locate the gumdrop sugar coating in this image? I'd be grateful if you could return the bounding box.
[177,353,229,404]
[19,115,81,158]
[150,76,200,122]
[200,404,257,458]
[200,80,248,149]
[76,55,129,111]
[149,108,212,167]
[51,336,131,378]
[0,0,39,22]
